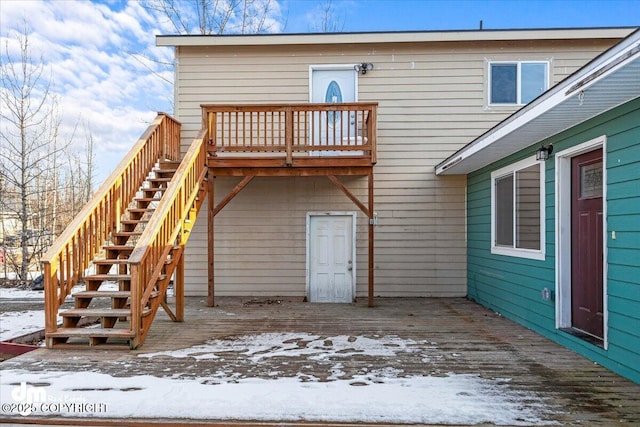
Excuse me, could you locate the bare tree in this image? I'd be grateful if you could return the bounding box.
[310,0,345,33]
[80,121,95,205]
[143,0,282,35]
[0,26,68,280]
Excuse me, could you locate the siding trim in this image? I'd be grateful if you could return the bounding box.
[554,135,609,348]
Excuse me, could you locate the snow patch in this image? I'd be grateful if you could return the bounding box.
[0,368,557,425]
[139,332,423,362]
[0,310,47,341]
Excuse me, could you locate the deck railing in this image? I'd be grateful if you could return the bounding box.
[41,113,181,335]
[203,103,378,164]
[128,127,208,347]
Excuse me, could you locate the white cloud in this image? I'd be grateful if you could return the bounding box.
[1,0,174,184]
[1,0,289,184]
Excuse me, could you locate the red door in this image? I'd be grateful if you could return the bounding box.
[571,149,603,338]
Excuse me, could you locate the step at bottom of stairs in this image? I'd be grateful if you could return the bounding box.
[47,328,136,338]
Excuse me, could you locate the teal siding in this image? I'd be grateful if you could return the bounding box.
[467,98,640,384]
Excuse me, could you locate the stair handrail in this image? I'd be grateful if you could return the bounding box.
[128,127,208,343]
[42,113,181,335]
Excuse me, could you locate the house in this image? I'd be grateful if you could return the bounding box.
[42,27,636,351]
[436,29,640,383]
[156,27,632,302]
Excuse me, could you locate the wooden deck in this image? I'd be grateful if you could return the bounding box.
[204,103,377,174]
[2,297,639,425]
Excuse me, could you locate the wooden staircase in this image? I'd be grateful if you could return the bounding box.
[47,161,179,348]
[42,113,209,349]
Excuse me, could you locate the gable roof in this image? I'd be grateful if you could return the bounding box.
[157,27,633,47]
[436,28,640,176]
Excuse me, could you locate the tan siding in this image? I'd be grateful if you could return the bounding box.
[175,37,618,298]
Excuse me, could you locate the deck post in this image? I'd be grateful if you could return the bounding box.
[207,172,215,307]
[130,264,141,349]
[176,251,185,321]
[368,170,375,307]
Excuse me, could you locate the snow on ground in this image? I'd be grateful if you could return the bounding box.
[0,287,45,300]
[0,369,554,425]
[139,332,427,362]
[0,311,47,341]
[0,333,558,425]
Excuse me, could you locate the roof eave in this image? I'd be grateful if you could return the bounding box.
[156,27,634,47]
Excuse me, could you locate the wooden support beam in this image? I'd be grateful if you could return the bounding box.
[327,175,370,217]
[210,166,372,177]
[207,174,215,307]
[175,250,184,321]
[208,157,373,170]
[368,171,375,307]
[212,176,254,216]
[160,300,177,322]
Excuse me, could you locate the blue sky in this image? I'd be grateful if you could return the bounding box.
[283,1,640,33]
[1,0,638,184]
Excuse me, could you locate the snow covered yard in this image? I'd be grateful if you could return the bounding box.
[0,286,48,342]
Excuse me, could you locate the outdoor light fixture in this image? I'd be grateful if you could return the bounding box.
[354,62,374,74]
[536,144,553,161]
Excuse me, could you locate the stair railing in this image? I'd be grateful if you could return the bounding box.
[128,127,208,347]
[42,113,181,336]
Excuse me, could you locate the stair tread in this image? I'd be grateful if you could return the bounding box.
[121,219,150,224]
[93,259,131,265]
[84,274,131,281]
[61,308,132,317]
[112,231,143,236]
[74,291,131,298]
[47,328,135,338]
[147,177,172,182]
[104,245,134,251]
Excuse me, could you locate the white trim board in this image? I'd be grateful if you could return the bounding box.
[554,135,608,349]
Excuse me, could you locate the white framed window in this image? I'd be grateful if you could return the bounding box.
[491,156,545,260]
[489,61,549,105]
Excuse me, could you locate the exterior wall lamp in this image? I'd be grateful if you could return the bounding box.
[536,144,553,161]
[354,63,374,74]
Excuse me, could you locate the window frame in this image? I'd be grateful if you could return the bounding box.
[488,61,550,106]
[490,156,546,260]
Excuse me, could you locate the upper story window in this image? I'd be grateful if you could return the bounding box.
[491,156,545,260]
[489,61,549,105]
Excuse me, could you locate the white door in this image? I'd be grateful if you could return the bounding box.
[310,68,357,155]
[307,214,355,303]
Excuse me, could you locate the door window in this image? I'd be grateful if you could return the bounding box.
[325,80,342,125]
